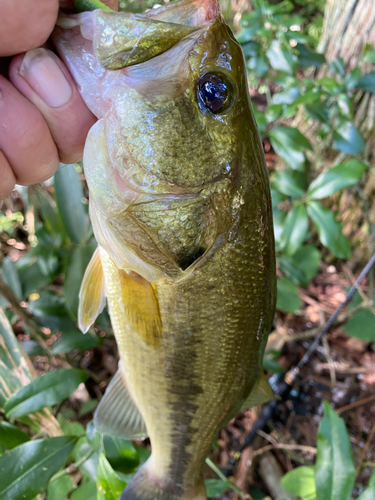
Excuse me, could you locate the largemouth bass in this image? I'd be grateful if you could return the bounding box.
[54,1,276,498]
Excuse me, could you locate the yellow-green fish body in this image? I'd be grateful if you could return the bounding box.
[54,1,276,498]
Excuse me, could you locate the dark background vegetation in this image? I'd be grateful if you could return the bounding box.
[0,0,375,499]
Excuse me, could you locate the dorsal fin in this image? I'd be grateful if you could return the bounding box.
[94,364,148,439]
[118,270,162,347]
[78,247,106,333]
[241,372,274,410]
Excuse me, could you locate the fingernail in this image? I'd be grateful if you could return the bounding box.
[20,48,72,108]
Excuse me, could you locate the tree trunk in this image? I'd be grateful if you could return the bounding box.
[318,0,375,69]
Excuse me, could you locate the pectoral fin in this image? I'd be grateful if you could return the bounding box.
[94,365,148,439]
[119,269,162,347]
[93,10,199,69]
[78,247,106,333]
[241,372,274,410]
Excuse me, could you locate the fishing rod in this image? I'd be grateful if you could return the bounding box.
[221,250,375,477]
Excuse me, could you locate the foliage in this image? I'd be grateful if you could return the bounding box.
[0,0,374,498]
[280,402,375,500]
[236,0,374,313]
[199,403,375,500]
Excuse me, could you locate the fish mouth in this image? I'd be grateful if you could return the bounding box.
[56,0,221,70]
[90,0,221,70]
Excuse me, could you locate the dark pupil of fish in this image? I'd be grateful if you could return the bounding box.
[198,75,228,113]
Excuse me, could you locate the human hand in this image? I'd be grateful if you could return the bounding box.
[0,0,106,199]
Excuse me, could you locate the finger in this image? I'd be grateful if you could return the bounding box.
[10,49,97,165]
[0,151,17,200]
[0,0,59,57]
[0,76,59,186]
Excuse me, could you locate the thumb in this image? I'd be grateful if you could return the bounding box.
[9,48,96,165]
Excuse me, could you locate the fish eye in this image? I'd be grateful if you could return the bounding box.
[197,73,230,114]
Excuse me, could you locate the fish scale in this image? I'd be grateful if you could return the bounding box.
[53,1,276,499]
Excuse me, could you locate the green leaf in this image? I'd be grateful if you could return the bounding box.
[266,40,297,74]
[271,189,286,210]
[4,369,89,418]
[252,105,267,135]
[289,89,323,107]
[296,44,326,68]
[34,189,65,238]
[103,435,139,473]
[307,202,351,259]
[236,22,263,44]
[86,420,102,453]
[133,444,151,466]
[345,67,362,90]
[263,352,284,374]
[205,479,228,497]
[0,437,76,500]
[0,308,61,435]
[317,77,341,94]
[281,466,317,500]
[284,90,324,118]
[80,399,99,416]
[336,95,352,118]
[280,204,309,255]
[276,278,301,313]
[241,41,261,58]
[97,452,127,500]
[52,329,99,354]
[278,255,309,287]
[333,122,365,154]
[19,261,51,297]
[28,291,76,333]
[0,309,34,408]
[305,102,330,123]
[65,244,96,318]
[358,484,375,500]
[328,57,345,77]
[265,105,282,124]
[315,402,355,500]
[37,247,59,278]
[272,170,306,198]
[74,440,99,482]
[363,50,375,63]
[71,480,97,500]
[54,164,89,244]
[248,54,269,77]
[271,126,313,151]
[57,416,85,437]
[291,245,320,283]
[0,422,30,449]
[343,308,375,342]
[47,475,74,500]
[1,258,22,300]
[20,339,45,357]
[273,210,287,250]
[269,126,312,170]
[307,160,369,200]
[272,87,300,105]
[357,71,375,92]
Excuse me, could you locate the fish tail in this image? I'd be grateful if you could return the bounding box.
[119,462,206,500]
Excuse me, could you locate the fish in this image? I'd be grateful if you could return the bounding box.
[53,1,276,499]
